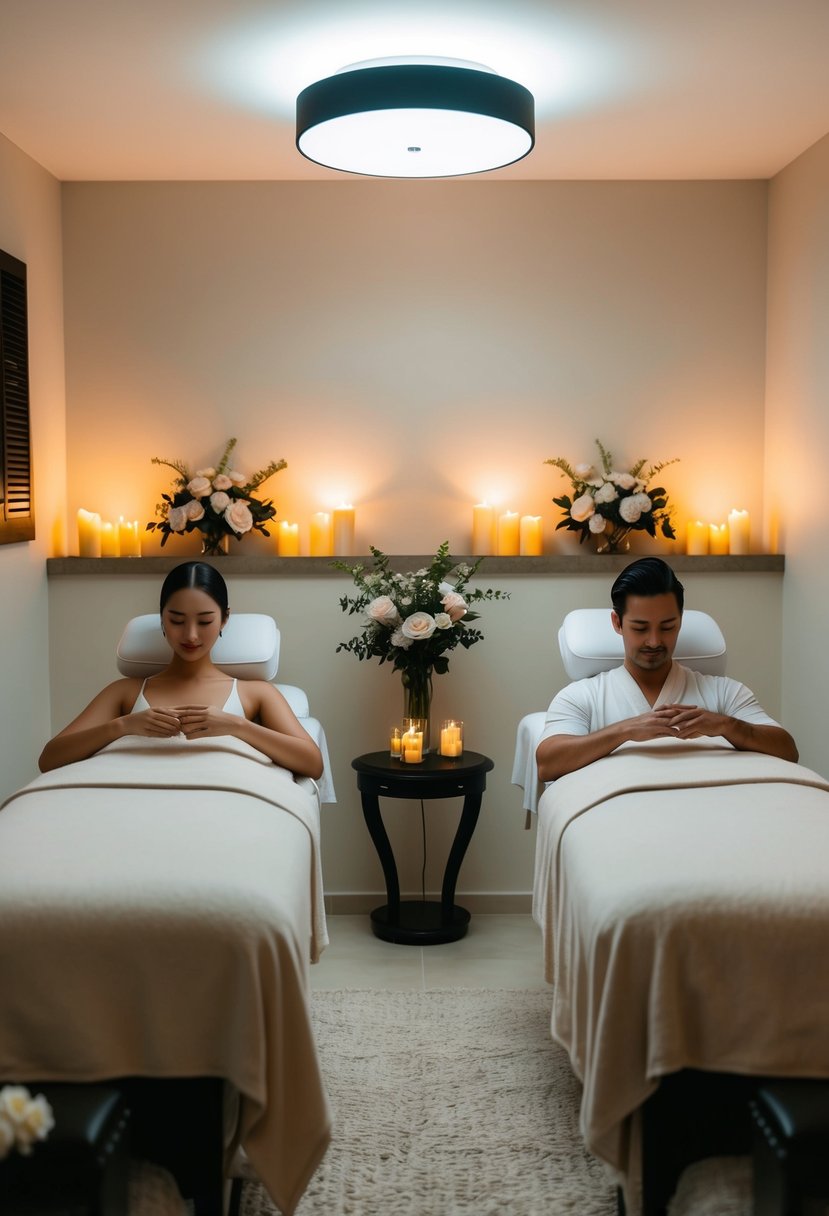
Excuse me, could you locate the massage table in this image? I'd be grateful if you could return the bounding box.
[514,610,829,1214]
[0,613,336,1216]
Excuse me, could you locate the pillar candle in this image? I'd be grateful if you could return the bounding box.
[709,523,729,555]
[439,720,463,758]
[471,503,495,556]
[100,521,119,557]
[686,520,709,555]
[77,509,102,558]
[519,515,543,556]
[390,728,402,758]
[278,521,300,557]
[118,517,141,557]
[497,511,520,556]
[728,509,750,555]
[402,727,423,764]
[332,505,355,556]
[309,512,332,557]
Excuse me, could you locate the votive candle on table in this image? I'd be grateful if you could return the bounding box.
[686,520,709,555]
[439,720,463,758]
[402,724,423,764]
[77,509,102,557]
[709,523,729,555]
[389,727,402,758]
[278,521,300,556]
[100,520,119,557]
[727,509,750,555]
[332,505,355,556]
[471,503,495,556]
[519,515,543,556]
[310,512,332,557]
[119,517,141,557]
[497,511,520,556]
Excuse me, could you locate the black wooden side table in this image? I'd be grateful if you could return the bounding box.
[351,750,494,945]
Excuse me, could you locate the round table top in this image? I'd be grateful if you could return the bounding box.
[351,750,494,783]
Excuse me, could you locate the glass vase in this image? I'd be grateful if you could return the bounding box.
[201,533,230,556]
[595,526,632,554]
[402,666,433,753]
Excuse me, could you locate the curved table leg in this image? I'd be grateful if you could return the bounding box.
[441,790,482,924]
[359,789,400,919]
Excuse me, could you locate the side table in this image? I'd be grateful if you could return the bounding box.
[351,750,494,945]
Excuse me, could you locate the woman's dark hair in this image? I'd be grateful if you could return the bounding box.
[610,557,684,619]
[159,562,229,618]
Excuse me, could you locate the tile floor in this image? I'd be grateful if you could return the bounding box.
[310,913,550,992]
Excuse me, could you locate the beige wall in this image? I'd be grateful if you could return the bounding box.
[765,133,829,770]
[0,134,66,797]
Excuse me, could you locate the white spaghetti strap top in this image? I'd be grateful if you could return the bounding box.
[131,678,246,718]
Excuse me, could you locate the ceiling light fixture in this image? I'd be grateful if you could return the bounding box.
[296,56,535,178]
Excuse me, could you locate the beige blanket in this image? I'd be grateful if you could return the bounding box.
[533,738,829,1205]
[0,735,331,1216]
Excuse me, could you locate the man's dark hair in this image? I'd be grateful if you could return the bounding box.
[610,557,684,619]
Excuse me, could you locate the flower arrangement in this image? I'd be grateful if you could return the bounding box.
[334,542,508,746]
[0,1086,55,1159]
[545,439,678,553]
[146,437,287,555]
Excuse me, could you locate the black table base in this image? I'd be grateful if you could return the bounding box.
[370,899,471,945]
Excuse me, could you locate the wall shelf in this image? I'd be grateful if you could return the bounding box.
[46,554,785,577]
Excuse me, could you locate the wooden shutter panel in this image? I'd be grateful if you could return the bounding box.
[0,248,35,544]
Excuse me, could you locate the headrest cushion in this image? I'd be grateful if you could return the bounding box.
[558,608,726,679]
[116,613,280,680]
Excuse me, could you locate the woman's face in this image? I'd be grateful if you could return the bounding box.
[161,587,227,661]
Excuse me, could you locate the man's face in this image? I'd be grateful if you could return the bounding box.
[611,592,682,675]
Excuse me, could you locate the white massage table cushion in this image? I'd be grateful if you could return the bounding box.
[558,607,726,680]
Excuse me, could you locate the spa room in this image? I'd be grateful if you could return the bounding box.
[1,2,828,1214]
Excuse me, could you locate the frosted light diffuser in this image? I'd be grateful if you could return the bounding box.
[296,58,534,178]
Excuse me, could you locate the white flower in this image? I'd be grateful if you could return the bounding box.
[167,505,189,532]
[401,612,437,640]
[589,513,607,533]
[434,612,453,629]
[574,463,596,479]
[391,628,413,650]
[570,493,596,522]
[227,469,247,486]
[440,591,467,622]
[611,471,636,490]
[195,467,216,479]
[619,492,652,523]
[224,500,254,534]
[185,499,205,521]
[366,596,401,628]
[20,1094,54,1143]
[212,474,232,491]
[0,1087,31,1123]
[209,491,231,513]
[594,481,618,504]
[187,476,212,498]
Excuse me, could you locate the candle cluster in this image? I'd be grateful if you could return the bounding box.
[686,509,751,556]
[77,510,141,557]
[276,506,356,557]
[400,721,424,764]
[472,504,543,556]
[439,719,464,758]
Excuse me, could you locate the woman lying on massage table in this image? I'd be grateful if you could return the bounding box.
[39,560,323,779]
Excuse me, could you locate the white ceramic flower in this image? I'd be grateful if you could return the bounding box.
[225,500,254,534]
[401,612,437,640]
[589,513,607,533]
[594,482,618,504]
[167,505,189,532]
[570,492,596,522]
[212,474,232,491]
[366,596,401,627]
[209,491,231,513]
[187,476,212,498]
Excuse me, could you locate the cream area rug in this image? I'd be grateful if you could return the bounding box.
[236,988,755,1216]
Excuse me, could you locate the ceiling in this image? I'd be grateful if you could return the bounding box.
[2,0,828,182]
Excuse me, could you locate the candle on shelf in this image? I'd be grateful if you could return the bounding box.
[471,503,495,556]
[439,720,464,758]
[310,512,332,557]
[402,725,423,764]
[332,505,355,556]
[709,523,729,555]
[497,510,520,556]
[77,509,102,558]
[118,517,141,557]
[519,515,543,557]
[686,520,709,555]
[100,520,119,558]
[278,521,300,557]
[389,727,402,759]
[727,509,750,555]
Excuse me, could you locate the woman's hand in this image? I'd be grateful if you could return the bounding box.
[174,705,239,740]
[121,707,183,738]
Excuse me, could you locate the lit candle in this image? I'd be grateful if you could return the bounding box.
[402,726,423,764]
[390,727,402,758]
[497,511,520,556]
[519,515,543,556]
[471,503,495,556]
[686,520,709,555]
[728,509,750,555]
[278,521,300,557]
[118,517,141,557]
[100,520,119,557]
[310,512,331,557]
[332,505,355,556]
[77,509,101,558]
[439,720,463,758]
[709,523,729,555]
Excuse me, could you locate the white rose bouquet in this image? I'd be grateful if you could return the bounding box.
[0,1085,55,1159]
[146,437,286,554]
[334,542,508,746]
[546,439,678,553]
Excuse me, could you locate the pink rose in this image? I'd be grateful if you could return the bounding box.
[367,596,401,627]
[224,500,253,534]
[440,591,467,622]
[187,476,212,498]
[401,612,437,640]
[185,499,205,521]
[210,491,231,513]
[212,474,232,491]
[167,505,189,532]
[570,493,595,522]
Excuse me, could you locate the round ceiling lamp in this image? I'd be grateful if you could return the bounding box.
[296,57,535,178]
